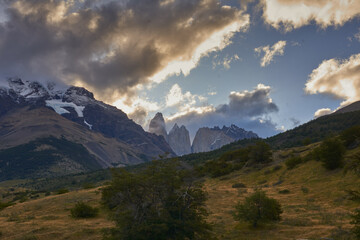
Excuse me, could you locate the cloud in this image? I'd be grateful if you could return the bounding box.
[314,108,332,118]
[212,54,240,69]
[113,95,160,125]
[305,53,360,108]
[254,40,286,67]
[262,0,360,31]
[166,84,279,138]
[0,0,249,104]
[165,84,206,110]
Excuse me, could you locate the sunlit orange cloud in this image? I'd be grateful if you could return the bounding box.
[262,0,360,31]
[305,53,360,116]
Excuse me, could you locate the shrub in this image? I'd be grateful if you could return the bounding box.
[318,138,346,170]
[0,201,14,211]
[232,183,246,188]
[285,155,303,169]
[70,202,98,219]
[272,165,282,172]
[202,159,234,178]
[278,189,290,194]
[233,190,282,227]
[56,188,69,195]
[301,186,309,194]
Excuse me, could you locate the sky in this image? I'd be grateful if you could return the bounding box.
[0,0,359,139]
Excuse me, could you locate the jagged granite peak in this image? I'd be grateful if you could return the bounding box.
[0,78,174,159]
[148,112,168,142]
[191,127,233,153]
[168,123,191,156]
[192,124,258,153]
[221,124,258,140]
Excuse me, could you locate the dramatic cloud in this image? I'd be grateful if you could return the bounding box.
[305,53,360,108]
[113,95,160,125]
[166,84,279,138]
[0,0,249,104]
[254,41,286,67]
[165,84,205,109]
[314,108,332,118]
[262,0,360,31]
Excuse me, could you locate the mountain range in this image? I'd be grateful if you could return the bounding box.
[148,112,258,155]
[0,78,173,180]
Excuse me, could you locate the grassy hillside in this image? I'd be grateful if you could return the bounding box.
[178,110,360,165]
[0,143,358,240]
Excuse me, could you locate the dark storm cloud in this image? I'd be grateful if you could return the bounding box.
[166,84,279,138]
[0,0,248,102]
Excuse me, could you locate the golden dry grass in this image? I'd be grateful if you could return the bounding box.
[0,146,359,239]
[0,188,114,240]
[204,148,360,239]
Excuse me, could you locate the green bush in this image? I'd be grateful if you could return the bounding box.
[70,202,98,219]
[232,183,246,188]
[301,186,309,194]
[278,189,290,194]
[233,190,282,227]
[202,159,234,178]
[56,188,69,195]
[318,138,346,170]
[285,156,303,169]
[0,201,14,211]
[248,141,273,164]
[272,165,282,172]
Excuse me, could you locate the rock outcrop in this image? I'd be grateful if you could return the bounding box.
[148,112,168,142]
[168,124,192,156]
[191,125,258,153]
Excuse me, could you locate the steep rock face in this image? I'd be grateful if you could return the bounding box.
[168,124,191,156]
[0,78,173,160]
[192,128,234,153]
[221,124,258,140]
[192,125,258,153]
[148,112,168,142]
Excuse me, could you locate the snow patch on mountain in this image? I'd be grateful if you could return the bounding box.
[45,99,85,117]
[84,119,92,130]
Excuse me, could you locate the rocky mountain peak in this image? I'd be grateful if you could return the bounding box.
[192,124,258,153]
[168,123,191,156]
[148,112,168,141]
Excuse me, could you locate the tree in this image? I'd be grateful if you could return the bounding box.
[101,160,213,240]
[340,125,360,148]
[248,141,273,164]
[318,138,346,170]
[233,190,282,228]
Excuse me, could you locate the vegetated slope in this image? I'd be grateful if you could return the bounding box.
[203,145,360,239]
[267,110,360,149]
[0,144,358,240]
[0,137,101,181]
[178,109,360,165]
[0,107,146,179]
